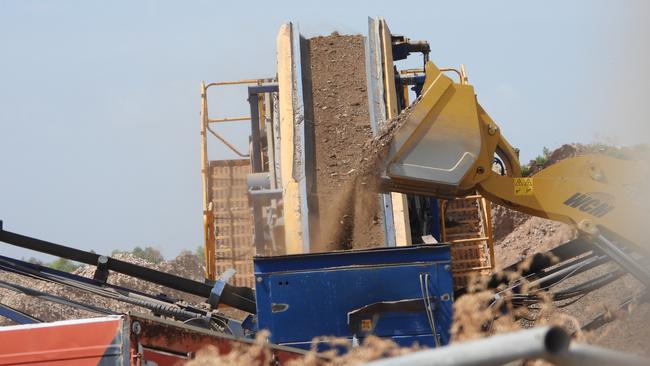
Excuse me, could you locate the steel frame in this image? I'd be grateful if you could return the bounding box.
[0,223,257,313]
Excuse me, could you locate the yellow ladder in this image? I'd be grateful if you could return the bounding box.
[441,194,495,289]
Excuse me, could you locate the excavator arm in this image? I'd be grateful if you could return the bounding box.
[383,61,650,283]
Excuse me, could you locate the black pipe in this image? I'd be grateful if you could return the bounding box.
[247,84,279,254]
[0,224,257,313]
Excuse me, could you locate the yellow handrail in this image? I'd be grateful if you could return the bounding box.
[200,78,270,281]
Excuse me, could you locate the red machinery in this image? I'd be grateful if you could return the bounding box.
[0,313,305,366]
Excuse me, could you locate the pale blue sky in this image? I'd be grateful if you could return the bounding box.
[1,1,648,261]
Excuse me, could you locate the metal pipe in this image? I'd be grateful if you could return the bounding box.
[247,90,264,253]
[264,94,277,190]
[200,82,214,280]
[249,189,283,199]
[592,234,650,286]
[551,343,649,366]
[208,116,250,123]
[527,253,605,289]
[399,67,464,83]
[247,172,271,190]
[204,78,273,88]
[0,226,257,313]
[364,326,570,366]
[206,124,249,158]
[448,237,491,244]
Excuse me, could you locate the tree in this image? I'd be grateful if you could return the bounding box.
[196,245,206,265]
[131,246,164,264]
[49,258,80,272]
[21,257,44,266]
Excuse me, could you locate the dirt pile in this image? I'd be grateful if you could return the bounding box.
[490,143,648,355]
[493,142,650,269]
[525,143,647,175]
[306,33,384,251]
[587,302,650,356]
[492,205,576,270]
[0,252,205,326]
[492,141,650,265]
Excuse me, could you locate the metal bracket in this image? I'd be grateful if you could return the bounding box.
[93,255,109,283]
[208,268,236,309]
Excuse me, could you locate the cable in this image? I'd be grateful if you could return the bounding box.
[0,277,117,315]
[556,294,587,308]
[419,273,441,347]
[0,259,207,323]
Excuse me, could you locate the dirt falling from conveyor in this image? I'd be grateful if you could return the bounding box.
[303,32,416,251]
[304,33,384,251]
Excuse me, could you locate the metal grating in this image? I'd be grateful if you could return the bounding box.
[441,195,495,289]
[209,159,255,288]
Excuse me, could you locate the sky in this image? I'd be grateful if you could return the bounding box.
[1,0,648,261]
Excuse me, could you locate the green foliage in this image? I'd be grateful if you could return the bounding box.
[196,245,206,265]
[49,258,80,272]
[533,154,548,166]
[520,146,552,177]
[110,246,164,264]
[21,257,44,266]
[131,246,165,264]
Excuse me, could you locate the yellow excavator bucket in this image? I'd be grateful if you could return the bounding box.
[383,61,520,198]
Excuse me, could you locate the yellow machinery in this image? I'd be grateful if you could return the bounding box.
[200,79,274,283]
[199,19,649,289]
[199,21,498,288]
[382,60,650,284]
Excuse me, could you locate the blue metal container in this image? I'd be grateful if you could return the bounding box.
[254,245,454,350]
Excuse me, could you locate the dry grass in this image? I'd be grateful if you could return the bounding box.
[452,255,582,343]
[185,331,419,366]
[186,331,274,366]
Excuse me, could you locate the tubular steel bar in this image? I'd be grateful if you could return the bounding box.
[0,224,257,314]
[0,303,41,324]
[551,343,648,366]
[200,78,271,280]
[363,326,649,366]
[208,116,250,123]
[248,84,279,173]
[247,84,279,254]
[592,233,650,286]
[399,67,466,84]
[365,326,570,366]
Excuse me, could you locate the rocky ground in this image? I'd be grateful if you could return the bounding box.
[491,204,576,270]
[0,252,204,326]
[487,143,649,356]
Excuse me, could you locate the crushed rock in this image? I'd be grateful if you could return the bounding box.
[491,143,648,356]
[0,252,206,326]
[525,143,647,175]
